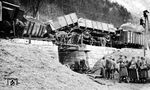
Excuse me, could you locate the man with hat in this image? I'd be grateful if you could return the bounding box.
[139,57,148,82]
[118,55,128,83]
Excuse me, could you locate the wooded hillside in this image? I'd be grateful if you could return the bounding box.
[3,0,132,27]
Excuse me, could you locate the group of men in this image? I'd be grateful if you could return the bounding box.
[65,54,149,83]
[66,59,89,74]
[97,55,149,83]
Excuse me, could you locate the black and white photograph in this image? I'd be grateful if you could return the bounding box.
[0,0,150,90]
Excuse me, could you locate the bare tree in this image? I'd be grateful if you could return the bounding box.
[20,0,44,18]
[31,0,42,17]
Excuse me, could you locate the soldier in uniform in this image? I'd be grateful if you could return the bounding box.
[79,59,88,73]
[101,57,106,78]
[73,61,80,73]
[137,56,141,68]
[118,55,129,83]
[110,58,116,79]
[128,57,138,82]
[105,57,112,79]
[139,57,148,82]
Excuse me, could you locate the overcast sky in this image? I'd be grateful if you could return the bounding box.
[110,0,150,16]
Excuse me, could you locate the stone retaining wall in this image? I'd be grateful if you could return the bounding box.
[85,45,117,68]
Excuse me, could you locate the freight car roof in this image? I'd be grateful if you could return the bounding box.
[118,28,144,33]
[57,13,78,28]
[2,6,14,10]
[26,17,44,25]
[2,1,20,8]
[120,23,144,33]
[46,13,116,33]
[78,18,116,32]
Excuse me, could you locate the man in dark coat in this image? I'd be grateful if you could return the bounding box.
[128,57,139,82]
[139,57,148,82]
[105,57,113,79]
[118,56,128,83]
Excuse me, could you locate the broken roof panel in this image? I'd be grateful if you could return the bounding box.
[92,21,98,30]
[58,16,67,27]
[64,14,73,25]
[70,13,78,24]
[78,18,86,27]
[108,24,116,32]
[53,19,61,30]
[97,22,103,30]
[85,19,93,29]
[101,22,109,32]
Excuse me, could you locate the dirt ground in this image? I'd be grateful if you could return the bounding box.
[0,39,150,90]
[89,77,150,90]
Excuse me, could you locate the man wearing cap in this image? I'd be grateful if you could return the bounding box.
[118,56,128,83]
[128,57,139,82]
[139,57,148,82]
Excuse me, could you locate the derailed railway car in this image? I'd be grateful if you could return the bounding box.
[45,13,79,44]
[114,29,144,48]
[20,12,144,49]
[0,1,25,38]
[47,13,78,31]
[23,18,46,38]
[78,18,116,46]
[46,13,117,46]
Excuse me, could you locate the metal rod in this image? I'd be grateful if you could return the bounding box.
[144,16,146,57]
[144,13,149,57]
[13,21,16,37]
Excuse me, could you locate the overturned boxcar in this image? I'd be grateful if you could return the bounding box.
[0,1,24,38]
[23,18,46,38]
[77,18,116,46]
[114,29,144,48]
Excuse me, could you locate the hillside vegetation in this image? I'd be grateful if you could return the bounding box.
[110,0,150,15]
[3,0,132,27]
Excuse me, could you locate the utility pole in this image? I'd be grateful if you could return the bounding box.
[0,1,2,21]
[143,10,149,57]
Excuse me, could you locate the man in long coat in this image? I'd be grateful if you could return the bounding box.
[128,57,139,82]
[139,57,148,82]
[118,56,128,82]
